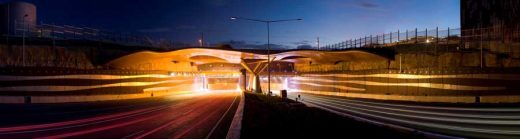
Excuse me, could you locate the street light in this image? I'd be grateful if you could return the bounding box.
[22,14,28,67]
[230,17,302,95]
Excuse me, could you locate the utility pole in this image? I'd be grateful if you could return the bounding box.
[316,37,320,50]
[22,14,28,67]
[199,32,204,47]
[231,17,301,94]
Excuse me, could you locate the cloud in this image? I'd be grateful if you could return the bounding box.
[327,0,381,10]
[138,27,172,33]
[359,2,378,9]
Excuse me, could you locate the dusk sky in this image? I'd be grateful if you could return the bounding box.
[4,0,460,49]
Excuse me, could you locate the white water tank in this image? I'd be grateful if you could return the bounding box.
[0,1,37,35]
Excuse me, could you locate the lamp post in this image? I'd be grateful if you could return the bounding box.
[230,17,301,95]
[22,14,28,67]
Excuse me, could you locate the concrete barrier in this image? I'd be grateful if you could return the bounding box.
[226,92,245,139]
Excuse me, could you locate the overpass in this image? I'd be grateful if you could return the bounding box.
[106,48,391,94]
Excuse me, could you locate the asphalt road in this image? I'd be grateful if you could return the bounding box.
[288,92,520,139]
[0,90,239,139]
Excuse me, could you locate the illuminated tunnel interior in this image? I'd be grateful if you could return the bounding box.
[103,48,389,98]
[102,47,520,105]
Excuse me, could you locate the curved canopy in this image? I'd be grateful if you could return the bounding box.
[106,48,392,71]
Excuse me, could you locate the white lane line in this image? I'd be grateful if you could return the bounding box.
[134,95,225,139]
[205,92,239,139]
[297,96,520,135]
[293,92,520,112]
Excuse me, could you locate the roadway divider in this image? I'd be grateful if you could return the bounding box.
[226,91,245,139]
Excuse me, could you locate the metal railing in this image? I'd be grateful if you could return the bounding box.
[322,26,520,52]
[13,21,152,47]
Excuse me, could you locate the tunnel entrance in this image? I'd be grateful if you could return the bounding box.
[205,77,240,90]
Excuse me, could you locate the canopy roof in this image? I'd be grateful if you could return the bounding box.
[107,48,392,70]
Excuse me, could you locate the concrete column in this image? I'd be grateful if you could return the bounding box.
[252,75,263,93]
[240,69,247,91]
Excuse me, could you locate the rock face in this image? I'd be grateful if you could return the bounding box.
[0,45,93,69]
[0,44,138,69]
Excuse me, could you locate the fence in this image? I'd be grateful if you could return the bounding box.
[13,20,152,47]
[9,20,520,55]
[321,27,461,49]
[321,26,520,53]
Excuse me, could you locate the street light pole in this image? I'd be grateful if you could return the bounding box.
[230,17,301,95]
[22,14,28,67]
[267,22,270,94]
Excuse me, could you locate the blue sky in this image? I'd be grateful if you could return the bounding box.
[4,0,460,49]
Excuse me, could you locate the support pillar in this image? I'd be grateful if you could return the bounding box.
[253,75,262,93]
[240,69,247,91]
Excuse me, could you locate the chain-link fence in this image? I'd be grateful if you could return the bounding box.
[322,27,462,50]
[322,26,520,55]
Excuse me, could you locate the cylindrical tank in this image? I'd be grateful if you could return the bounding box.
[0,1,37,35]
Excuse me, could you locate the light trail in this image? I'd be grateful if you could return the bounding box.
[288,92,520,139]
[0,91,240,138]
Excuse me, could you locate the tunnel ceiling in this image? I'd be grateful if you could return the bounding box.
[106,48,391,70]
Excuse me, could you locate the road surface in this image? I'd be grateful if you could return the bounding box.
[288,92,520,139]
[0,90,239,139]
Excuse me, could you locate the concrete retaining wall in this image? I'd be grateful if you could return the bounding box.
[289,71,520,103]
[295,52,520,73]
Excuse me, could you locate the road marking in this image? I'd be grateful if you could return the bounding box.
[205,92,239,139]
[134,96,220,139]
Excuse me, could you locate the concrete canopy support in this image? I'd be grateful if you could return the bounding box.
[107,48,392,71]
[252,74,262,93]
[240,69,247,91]
[239,59,255,74]
[240,58,268,93]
